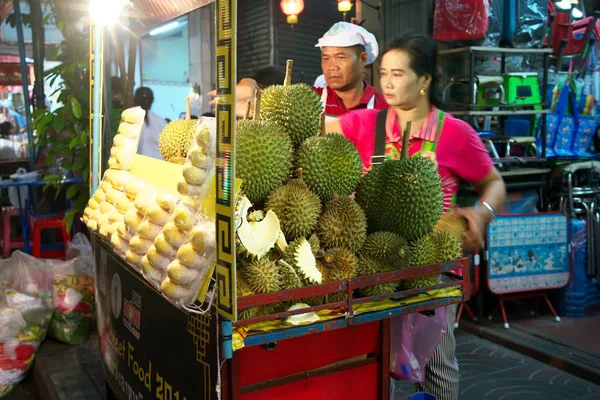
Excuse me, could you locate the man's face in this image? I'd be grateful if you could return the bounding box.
[321,46,365,91]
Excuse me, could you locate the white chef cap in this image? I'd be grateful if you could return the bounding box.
[315,22,379,65]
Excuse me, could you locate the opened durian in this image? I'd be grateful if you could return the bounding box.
[259,60,322,149]
[237,208,281,260]
[317,194,366,252]
[282,237,322,284]
[265,171,321,241]
[278,260,303,290]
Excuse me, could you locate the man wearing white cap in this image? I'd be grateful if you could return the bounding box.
[315,21,386,119]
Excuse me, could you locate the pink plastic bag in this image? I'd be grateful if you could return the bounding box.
[389,307,447,382]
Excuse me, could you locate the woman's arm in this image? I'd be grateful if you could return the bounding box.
[326,119,343,135]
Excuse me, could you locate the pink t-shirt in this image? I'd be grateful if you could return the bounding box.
[340,108,494,212]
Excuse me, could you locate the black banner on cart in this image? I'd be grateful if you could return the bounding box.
[93,235,219,400]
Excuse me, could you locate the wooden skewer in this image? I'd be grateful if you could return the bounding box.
[284,59,293,86]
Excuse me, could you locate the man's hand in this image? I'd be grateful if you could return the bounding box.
[207,78,258,119]
[452,207,488,252]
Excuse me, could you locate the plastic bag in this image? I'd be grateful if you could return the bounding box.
[434,0,494,45]
[500,0,548,49]
[390,307,447,383]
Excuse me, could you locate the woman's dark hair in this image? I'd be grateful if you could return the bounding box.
[134,87,154,125]
[382,33,444,109]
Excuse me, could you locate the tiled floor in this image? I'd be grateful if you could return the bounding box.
[394,329,600,399]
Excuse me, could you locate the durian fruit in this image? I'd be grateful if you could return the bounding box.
[357,256,399,297]
[167,260,200,285]
[158,97,197,163]
[360,232,410,268]
[237,209,281,260]
[265,171,321,241]
[434,213,468,241]
[296,133,363,203]
[402,234,440,290]
[236,118,293,204]
[307,234,320,256]
[195,123,213,149]
[431,231,462,263]
[241,258,282,294]
[371,126,442,241]
[282,237,322,284]
[319,248,358,303]
[317,194,366,252]
[259,60,322,149]
[278,260,303,290]
[237,272,260,320]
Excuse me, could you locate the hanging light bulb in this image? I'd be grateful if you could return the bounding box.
[338,0,352,21]
[280,0,305,25]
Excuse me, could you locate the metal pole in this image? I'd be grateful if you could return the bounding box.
[91,23,104,194]
[12,0,35,170]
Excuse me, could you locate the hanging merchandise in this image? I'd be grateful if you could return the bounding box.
[500,0,548,48]
[433,0,501,47]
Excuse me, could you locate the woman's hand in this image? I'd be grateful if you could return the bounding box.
[452,207,487,252]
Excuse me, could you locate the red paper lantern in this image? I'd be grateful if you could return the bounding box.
[280,0,305,25]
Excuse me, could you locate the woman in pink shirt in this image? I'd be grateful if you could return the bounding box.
[327,33,506,400]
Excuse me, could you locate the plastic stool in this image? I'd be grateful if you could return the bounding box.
[2,207,25,258]
[32,215,71,259]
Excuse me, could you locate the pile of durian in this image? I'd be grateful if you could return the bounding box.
[231,60,468,320]
[85,110,218,306]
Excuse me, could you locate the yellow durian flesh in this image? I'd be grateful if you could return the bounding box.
[111,232,129,252]
[163,222,185,247]
[114,147,134,170]
[116,196,133,214]
[99,201,115,215]
[146,205,171,225]
[86,219,98,231]
[124,209,143,233]
[142,257,166,283]
[137,219,163,240]
[96,213,110,228]
[295,239,322,284]
[173,205,194,231]
[106,188,125,205]
[125,179,145,199]
[93,189,106,203]
[167,260,200,285]
[106,169,130,191]
[109,211,125,224]
[134,187,157,214]
[187,146,212,168]
[156,193,177,211]
[113,133,135,148]
[237,210,280,259]
[101,180,112,193]
[108,157,118,169]
[147,246,171,270]
[160,278,190,301]
[195,125,212,148]
[189,220,216,253]
[154,233,175,256]
[177,178,204,197]
[182,164,208,186]
[117,122,139,139]
[176,243,202,268]
[99,223,117,239]
[126,250,143,266]
[88,197,100,210]
[129,234,153,254]
[121,106,145,125]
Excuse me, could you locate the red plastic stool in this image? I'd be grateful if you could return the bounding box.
[2,207,26,258]
[32,215,71,260]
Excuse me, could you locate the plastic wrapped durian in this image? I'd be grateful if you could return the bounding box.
[129,234,153,254]
[167,260,201,286]
[88,198,100,210]
[101,180,112,193]
[133,187,157,215]
[163,222,186,247]
[99,201,116,215]
[111,232,129,254]
[125,178,145,200]
[93,188,106,203]
[137,219,163,240]
[106,188,125,205]
[99,222,117,239]
[108,107,145,170]
[154,233,175,257]
[124,209,144,234]
[108,211,125,225]
[146,204,171,225]
[125,250,143,268]
[116,196,134,214]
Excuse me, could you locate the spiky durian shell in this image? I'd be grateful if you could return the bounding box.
[377,158,443,241]
[236,119,293,204]
[158,120,197,163]
[399,275,440,290]
[296,135,363,203]
[265,178,321,241]
[356,256,399,297]
[320,248,358,282]
[259,83,322,149]
[434,213,468,241]
[242,258,282,294]
[355,163,384,233]
[236,272,260,320]
[278,260,303,290]
[432,231,463,263]
[402,234,440,290]
[307,234,320,255]
[360,231,410,268]
[317,195,367,252]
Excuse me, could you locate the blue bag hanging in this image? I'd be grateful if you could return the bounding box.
[538,79,572,157]
[571,92,598,157]
[553,79,577,157]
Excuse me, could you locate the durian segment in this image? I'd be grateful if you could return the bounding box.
[173,205,194,231]
[182,164,208,186]
[111,232,129,253]
[293,238,322,284]
[431,231,462,263]
[142,257,166,283]
[86,218,98,231]
[114,147,135,170]
[176,243,208,268]
[93,188,106,203]
[83,206,94,219]
[237,210,280,259]
[88,198,100,210]
[129,234,153,254]
[133,187,156,215]
[189,220,216,253]
[99,222,117,239]
[113,133,135,148]
[177,178,205,197]
[163,222,186,247]
[147,246,171,270]
[154,233,175,257]
[167,260,201,285]
[116,122,139,139]
[402,235,440,290]
[121,106,145,125]
[101,180,112,193]
[116,196,134,214]
[116,222,132,241]
[146,205,171,225]
[187,146,212,168]
[195,124,213,149]
[156,193,178,211]
[104,169,130,190]
[99,201,116,215]
[96,213,110,228]
[137,219,163,240]
[108,157,118,169]
[242,258,282,294]
[124,209,143,233]
[160,277,191,301]
[126,250,144,266]
[108,211,125,225]
[125,179,145,199]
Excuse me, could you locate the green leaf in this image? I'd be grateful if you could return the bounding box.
[43,174,60,183]
[53,116,65,133]
[66,184,79,199]
[70,97,82,119]
[69,136,79,149]
[63,211,75,233]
